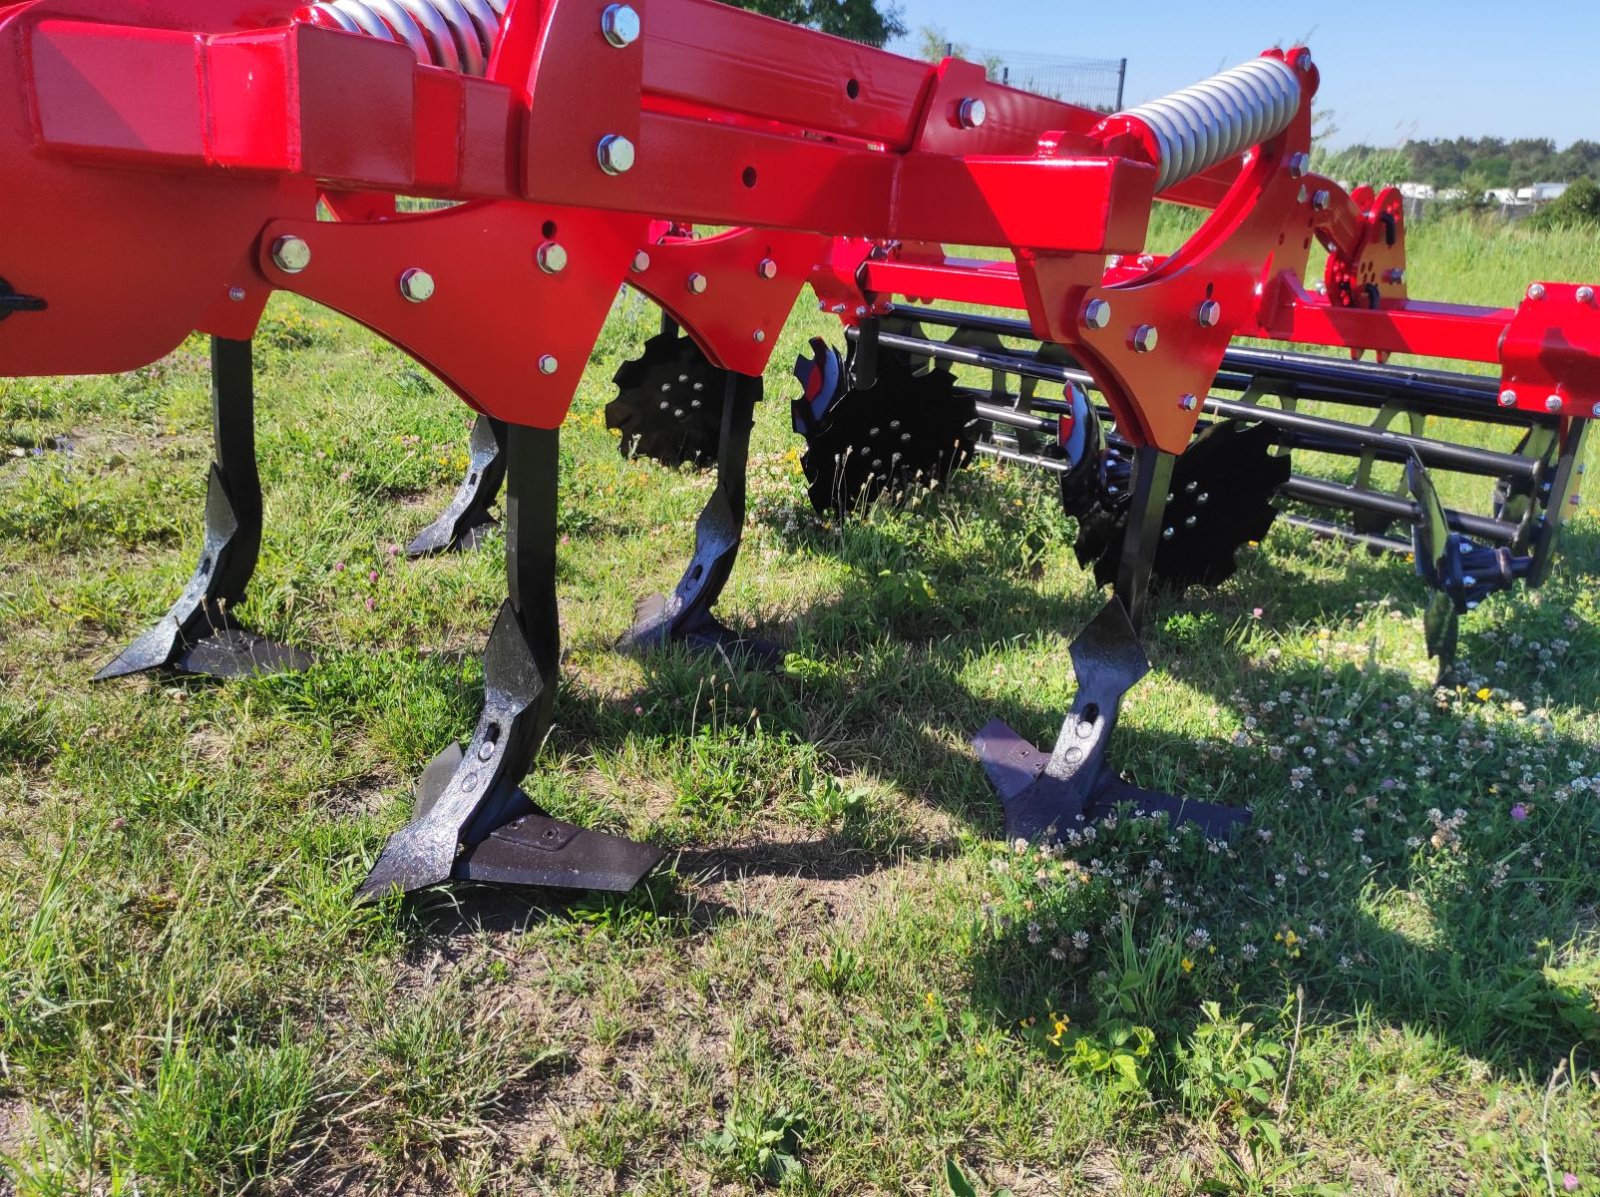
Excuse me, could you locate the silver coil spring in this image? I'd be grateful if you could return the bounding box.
[303,0,507,76]
[1114,57,1301,192]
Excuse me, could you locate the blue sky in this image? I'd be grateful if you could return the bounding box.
[884,1,1596,148]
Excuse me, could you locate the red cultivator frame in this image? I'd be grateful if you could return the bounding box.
[2,0,1595,898]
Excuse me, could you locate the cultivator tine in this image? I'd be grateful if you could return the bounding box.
[974,599,1250,843]
[620,371,782,667]
[360,425,663,901]
[95,338,311,681]
[405,414,508,556]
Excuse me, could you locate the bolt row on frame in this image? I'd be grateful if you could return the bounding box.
[1,0,1596,901]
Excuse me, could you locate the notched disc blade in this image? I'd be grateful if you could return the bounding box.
[797,359,976,516]
[1090,422,1289,592]
[606,332,728,468]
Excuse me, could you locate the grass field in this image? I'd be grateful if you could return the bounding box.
[1,211,1598,1196]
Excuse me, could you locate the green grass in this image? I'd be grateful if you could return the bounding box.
[1,212,1598,1194]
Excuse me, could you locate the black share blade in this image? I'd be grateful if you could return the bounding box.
[1087,422,1289,593]
[606,331,730,468]
[792,339,977,516]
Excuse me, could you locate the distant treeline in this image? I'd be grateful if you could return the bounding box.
[1315,138,1600,191]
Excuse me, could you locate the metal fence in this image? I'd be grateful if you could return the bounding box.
[952,45,1127,111]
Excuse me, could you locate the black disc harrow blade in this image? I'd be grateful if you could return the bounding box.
[606,330,730,468]
[793,341,977,516]
[1082,421,1290,592]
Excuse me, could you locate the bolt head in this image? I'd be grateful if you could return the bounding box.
[1294,48,1313,71]
[1545,394,1563,413]
[1386,268,1405,284]
[631,250,651,273]
[1162,526,1175,540]
[757,257,778,279]
[399,268,435,303]
[271,235,311,274]
[1178,393,1197,411]
[1498,388,1518,407]
[228,286,246,302]
[600,3,640,47]
[957,97,986,128]
[1593,402,1600,418]
[1527,282,1546,300]
[1312,189,1330,210]
[1578,285,1596,304]
[686,272,708,294]
[536,241,568,274]
[1286,151,1310,179]
[597,134,635,174]
[1132,324,1159,353]
[1082,298,1112,330]
[538,354,559,375]
[752,329,765,343]
[1196,299,1222,328]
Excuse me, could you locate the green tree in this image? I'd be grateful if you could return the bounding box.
[719,0,905,47]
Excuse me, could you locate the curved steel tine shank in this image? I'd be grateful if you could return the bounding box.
[95,337,311,681]
[406,413,509,556]
[619,371,782,667]
[358,424,663,901]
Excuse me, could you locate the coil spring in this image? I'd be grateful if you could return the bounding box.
[1115,56,1301,192]
[299,0,506,76]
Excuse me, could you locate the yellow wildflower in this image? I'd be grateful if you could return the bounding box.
[1476,687,1492,701]
[1181,957,1195,974]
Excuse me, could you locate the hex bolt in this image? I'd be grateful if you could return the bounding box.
[1295,49,1313,70]
[1462,575,1477,588]
[687,272,708,294]
[1385,268,1406,284]
[271,235,311,273]
[1578,285,1596,304]
[752,329,765,342]
[1185,481,1198,493]
[1286,151,1310,178]
[957,97,986,128]
[1498,389,1518,407]
[601,3,640,46]
[228,287,246,302]
[597,134,635,174]
[1197,492,1210,505]
[1184,515,1198,527]
[631,250,650,272]
[399,268,435,303]
[1593,402,1600,418]
[1082,298,1112,330]
[1196,299,1222,328]
[1545,394,1563,413]
[1527,283,1545,300]
[477,740,495,762]
[1162,526,1175,540]
[536,241,568,273]
[538,355,559,375]
[1132,324,1159,353]
[1178,393,1198,411]
[1312,189,1330,210]
[757,257,778,279]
